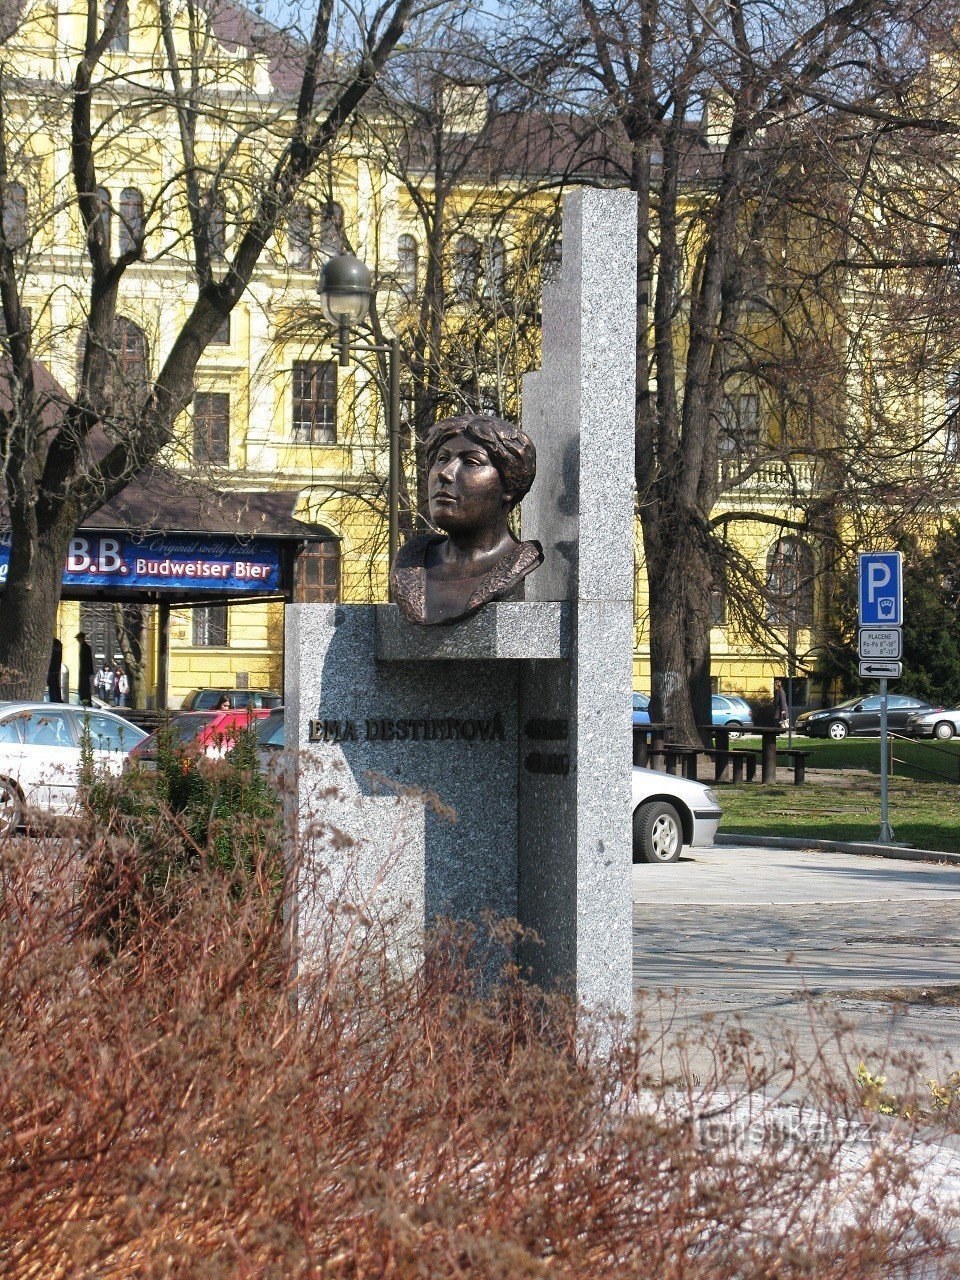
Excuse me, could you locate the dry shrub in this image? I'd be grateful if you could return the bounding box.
[0,824,957,1279]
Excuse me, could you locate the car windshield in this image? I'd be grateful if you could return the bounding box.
[167,713,218,744]
[632,693,650,709]
[832,698,864,710]
[256,711,285,748]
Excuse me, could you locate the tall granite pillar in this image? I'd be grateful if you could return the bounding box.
[286,187,637,1024]
[517,188,637,1015]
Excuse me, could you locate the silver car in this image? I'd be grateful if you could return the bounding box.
[905,708,960,740]
[632,766,722,864]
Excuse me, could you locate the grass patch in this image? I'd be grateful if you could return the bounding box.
[720,777,960,854]
[740,731,960,783]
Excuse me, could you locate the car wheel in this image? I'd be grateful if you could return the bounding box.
[633,800,683,864]
[827,720,848,741]
[725,719,743,740]
[0,778,23,835]
[934,721,955,741]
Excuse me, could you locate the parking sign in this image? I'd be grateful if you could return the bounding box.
[858,552,903,627]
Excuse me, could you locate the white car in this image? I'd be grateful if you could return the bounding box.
[904,707,960,740]
[0,703,147,831]
[632,766,722,863]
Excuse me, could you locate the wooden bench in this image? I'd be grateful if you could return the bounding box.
[780,749,811,785]
[704,748,758,784]
[648,746,758,784]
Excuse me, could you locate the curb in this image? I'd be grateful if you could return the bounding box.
[716,832,960,866]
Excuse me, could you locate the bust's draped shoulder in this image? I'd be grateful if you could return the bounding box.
[391,535,544,626]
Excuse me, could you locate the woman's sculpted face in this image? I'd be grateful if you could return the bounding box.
[428,433,509,536]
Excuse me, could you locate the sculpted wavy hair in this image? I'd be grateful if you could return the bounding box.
[425,414,536,511]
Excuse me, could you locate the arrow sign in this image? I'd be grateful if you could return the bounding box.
[858,659,902,678]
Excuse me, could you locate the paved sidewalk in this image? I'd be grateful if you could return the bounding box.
[632,844,960,1088]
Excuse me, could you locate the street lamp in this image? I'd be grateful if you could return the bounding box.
[318,253,402,587]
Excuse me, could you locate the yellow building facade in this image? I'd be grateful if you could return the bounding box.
[4,0,842,708]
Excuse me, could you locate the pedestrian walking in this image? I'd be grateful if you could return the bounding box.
[115,666,129,707]
[76,632,94,706]
[773,678,790,732]
[47,638,63,702]
[101,664,116,704]
[93,663,108,700]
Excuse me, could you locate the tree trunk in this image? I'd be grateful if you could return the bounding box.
[0,526,73,700]
[112,602,148,708]
[644,513,714,745]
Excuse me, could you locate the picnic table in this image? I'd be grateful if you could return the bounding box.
[699,724,780,783]
[632,723,674,770]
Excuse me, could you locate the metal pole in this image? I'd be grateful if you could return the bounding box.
[879,676,894,843]
[387,337,401,598]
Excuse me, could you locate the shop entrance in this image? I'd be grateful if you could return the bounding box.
[80,601,126,666]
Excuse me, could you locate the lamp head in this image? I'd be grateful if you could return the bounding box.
[318,253,372,327]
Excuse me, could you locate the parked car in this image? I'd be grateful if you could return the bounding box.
[0,703,147,831]
[796,694,935,740]
[632,766,722,863]
[904,707,960,740]
[128,708,271,763]
[711,694,754,735]
[632,692,651,727]
[179,688,283,711]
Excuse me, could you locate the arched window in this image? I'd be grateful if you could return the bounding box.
[294,539,340,602]
[118,187,144,255]
[209,194,226,261]
[318,203,344,258]
[78,315,150,418]
[2,182,27,250]
[453,234,480,301]
[485,237,505,297]
[397,234,418,299]
[766,537,814,627]
[287,205,312,270]
[96,187,112,251]
[106,0,129,51]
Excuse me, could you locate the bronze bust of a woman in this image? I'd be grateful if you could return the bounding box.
[391,414,543,626]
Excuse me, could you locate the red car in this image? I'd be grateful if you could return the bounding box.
[128,708,271,763]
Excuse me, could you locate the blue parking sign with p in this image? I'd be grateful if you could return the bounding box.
[858,552,903,626]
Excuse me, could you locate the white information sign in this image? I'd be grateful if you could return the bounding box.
[858,627,903,660]
[858,659,902,679]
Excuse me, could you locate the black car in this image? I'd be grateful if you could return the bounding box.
[180,688,283,711]
[795,694,935,740]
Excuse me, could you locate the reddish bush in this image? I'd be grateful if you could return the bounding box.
[0,829,955,1278]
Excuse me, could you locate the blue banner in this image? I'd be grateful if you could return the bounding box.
[0,532,282,594]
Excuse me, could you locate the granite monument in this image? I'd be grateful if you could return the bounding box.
[286,187,637,1020]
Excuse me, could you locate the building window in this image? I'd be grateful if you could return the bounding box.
[118,187,144,255]
[106,0,129,50]
[484,236,506,297]
[0,305,31,350]
[2,181,27,250]
[710,587,727,627]
[719,393,760,458]
[397,234,418,299]
[946,369,960,459]
[193,391,229,465]
[288,205,313,270]
[318,203,344,258]
[79,315,149,416]
[292,360,337,443]
[766,536,814,628]
[453,235,480,301]
[211,313,230,344]
[295,540,340,602]
[96,187,112,251]
[192,605,228,647]
[209,194,226,261]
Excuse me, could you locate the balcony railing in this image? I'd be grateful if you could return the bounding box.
[720,457,817,494]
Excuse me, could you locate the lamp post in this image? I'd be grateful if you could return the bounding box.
[318,253,402,590]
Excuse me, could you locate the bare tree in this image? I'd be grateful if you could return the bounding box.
[0,0,439,697]
[510,0,960,740]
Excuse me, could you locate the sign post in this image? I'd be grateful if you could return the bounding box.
[858,551,903,845]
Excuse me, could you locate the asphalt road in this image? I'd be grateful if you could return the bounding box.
[632,845,960,1089]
